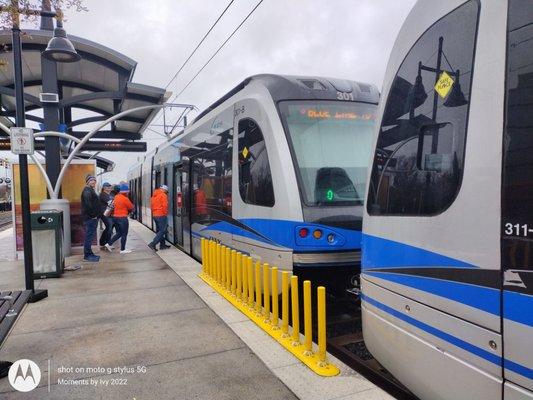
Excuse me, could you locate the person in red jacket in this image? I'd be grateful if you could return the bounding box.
[148,184,170,251]
[105,183,134,254]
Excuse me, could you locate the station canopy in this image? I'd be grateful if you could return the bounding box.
[0,29,171,169]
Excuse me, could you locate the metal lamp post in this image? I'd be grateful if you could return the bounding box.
[9,2,80,302]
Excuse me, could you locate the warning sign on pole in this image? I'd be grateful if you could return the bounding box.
[10,127,34,155]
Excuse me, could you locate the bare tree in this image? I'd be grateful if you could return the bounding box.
[0,0,87,29]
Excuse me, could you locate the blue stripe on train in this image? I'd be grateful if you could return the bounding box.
[503,290,533,327]
[362,234,476,269]
[200,218,362,252]
[362,294,533,380]
[363,271,500,316]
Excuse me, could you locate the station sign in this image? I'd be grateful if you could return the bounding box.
[0,139,146,153]
[10,127,34,155]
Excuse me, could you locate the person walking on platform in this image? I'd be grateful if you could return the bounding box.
[99,182,113,249]
[105,183,134,254]
[148,184,170,251]
[81,175,101,262]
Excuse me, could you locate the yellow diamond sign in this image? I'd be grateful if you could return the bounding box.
[434,71,454,98]
[242,146,249,158]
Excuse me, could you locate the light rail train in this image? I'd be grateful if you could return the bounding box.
[129,74,379,295]
[361,1,533,399]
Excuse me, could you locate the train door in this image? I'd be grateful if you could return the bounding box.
[232,99,292,267]
[165,166,175,244]
[501,1,533,398]
[173,161,191,253]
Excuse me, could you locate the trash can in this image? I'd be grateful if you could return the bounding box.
[31,209,64,279]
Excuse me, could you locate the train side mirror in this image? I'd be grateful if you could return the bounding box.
[177,158,190,173]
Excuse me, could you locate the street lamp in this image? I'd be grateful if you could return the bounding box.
[42,19,81,63]
[9,2,80,302]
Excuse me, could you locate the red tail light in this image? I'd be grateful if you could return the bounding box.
[299,228,309,238]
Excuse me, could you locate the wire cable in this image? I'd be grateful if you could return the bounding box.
[163,0,235,90]
[171,0,265,102]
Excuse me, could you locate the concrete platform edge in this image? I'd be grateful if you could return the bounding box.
[131,221,395,400]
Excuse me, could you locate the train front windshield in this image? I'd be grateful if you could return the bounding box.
[279,101,376,206]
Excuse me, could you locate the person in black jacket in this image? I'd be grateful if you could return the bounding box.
[99,182,113,248]
[81,175,101,262]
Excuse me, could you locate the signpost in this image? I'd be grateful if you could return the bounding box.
[9,128,34,155]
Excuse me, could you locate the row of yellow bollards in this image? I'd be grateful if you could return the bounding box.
[199,238,339,377]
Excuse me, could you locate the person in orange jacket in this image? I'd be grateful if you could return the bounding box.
[148,184,170,251]
[105,183,134,254]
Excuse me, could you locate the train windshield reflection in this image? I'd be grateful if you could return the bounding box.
[279,100,376,206]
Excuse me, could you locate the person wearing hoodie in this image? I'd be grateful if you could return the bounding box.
[148,184,170,251]
[81,175,101,262]
[105,183,134,254]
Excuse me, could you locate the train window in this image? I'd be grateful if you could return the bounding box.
[238,118,274,207]
[192,140,233,223]
[279,100,376,206]
[367,0,479,216]
[502,0,533,269]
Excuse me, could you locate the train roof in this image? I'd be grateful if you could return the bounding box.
[193,74,380,124]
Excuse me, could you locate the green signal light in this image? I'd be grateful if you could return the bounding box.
[326,189,334,201]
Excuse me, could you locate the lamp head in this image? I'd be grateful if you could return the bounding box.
[42,21,81,63]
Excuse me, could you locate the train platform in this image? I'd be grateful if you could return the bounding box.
[0,221,393,399]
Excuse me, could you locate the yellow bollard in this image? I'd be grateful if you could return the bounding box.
[263,263,270,322]
[291,275,300,346]
[220,245,226,285]
[281,272,290,337]
[215,243,220,282]
[211,241,216,279]
[303,280,313,355]
[317,286,327,364]
[242,254,248,303]
[255,261,262,313]
[200,238,206,274]
[226,247,231,290]
[207,241,212,278]
[248,257,254,305]
[231,250,237,295]
[236,253,242,300]
[271,267,279,328]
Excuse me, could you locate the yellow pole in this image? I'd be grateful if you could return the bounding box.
[231,249,237,295]
[281,271,289,336]
[255,260,262,314]
[201,238,206,274]
[220,245,226,285]
[248,257,254,304]
[216,244,221,284]
[210,241,215,279]
[271,267,279,328]
[226,247,231,290]
[236,253,242,300]
[291,275,300,345]
[263,263,270,321]
[208,241,213,278]
[303,280,312,355]
[317,286,327,363]
[242,254,248,303]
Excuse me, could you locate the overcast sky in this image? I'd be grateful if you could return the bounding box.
[22,0,417,183]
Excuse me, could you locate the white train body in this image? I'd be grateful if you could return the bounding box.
[129,74,379,294]
[362,1,533,399]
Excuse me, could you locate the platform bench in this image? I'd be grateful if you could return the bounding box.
[0,290,31,345]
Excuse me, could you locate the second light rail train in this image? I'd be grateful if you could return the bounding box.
[128,74,379,295]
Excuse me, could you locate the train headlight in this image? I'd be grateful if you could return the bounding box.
[313,229,322,239]
[327,233,335,243]
[299,228,309,238]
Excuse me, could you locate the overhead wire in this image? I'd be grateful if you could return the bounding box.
[170,0,265,102]
[149,0,236,132]
[163,0,235,90]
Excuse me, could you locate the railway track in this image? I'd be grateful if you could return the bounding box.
[325,297,419,400]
